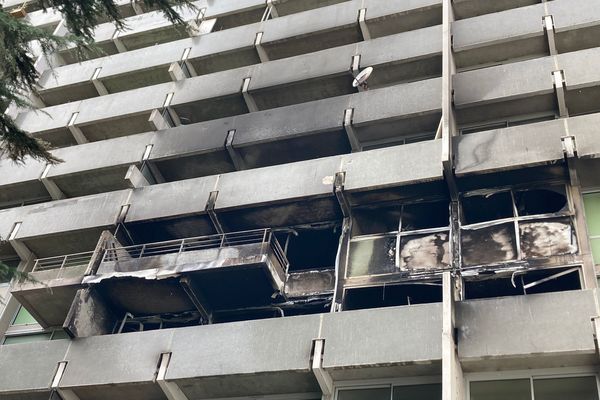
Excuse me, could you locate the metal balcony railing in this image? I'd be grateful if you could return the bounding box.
[102,228,289,272]
[32,251,95,273]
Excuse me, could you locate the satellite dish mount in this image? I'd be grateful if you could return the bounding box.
[352,67,373,91]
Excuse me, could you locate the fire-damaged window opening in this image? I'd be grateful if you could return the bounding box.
[343,281,443,311]
[274,223,342,272]
[347,201,450,278]
[460,185,577,267]
[463,266,583,300]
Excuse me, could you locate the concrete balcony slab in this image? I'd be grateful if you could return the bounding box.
[457,289,598,371]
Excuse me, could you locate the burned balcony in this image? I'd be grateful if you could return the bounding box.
[11,250,99,329]
[67,229,289,337]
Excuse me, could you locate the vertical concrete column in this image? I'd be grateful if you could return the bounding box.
[441,0,458,200]
[442,272,464,400]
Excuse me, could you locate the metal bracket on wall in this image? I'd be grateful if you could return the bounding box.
[343,108,361,152]
[91,67,108,95]
[543,15,558,55]
[205,191,225,234]
[552,70,569,118]
[242,77,259,112]
[51,361,81,400]
[334,172,351,218]
[255,32,270,62]
[156,353,190,400]
[67,112,88,144]
[358,8,371,41]
[311,339,333,399]
[225,129,246,170]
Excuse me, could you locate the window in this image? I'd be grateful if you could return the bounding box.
[344,282,442,310]
[461,186,575,267]
[2,305,69,345]
[470,376,599,400]
[464,266,582,300]
[583,192,600,265]
[347,201,450,277]
[337,383,441,400]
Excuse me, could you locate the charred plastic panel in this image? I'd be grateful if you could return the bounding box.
[285,269,335,297]
[461,223,517,266]
[347,200,450,277]
[520,218,577,258]
[399,233,449,270]
[459,186,575,267]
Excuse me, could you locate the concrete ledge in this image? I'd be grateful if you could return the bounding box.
[457,289,598,371]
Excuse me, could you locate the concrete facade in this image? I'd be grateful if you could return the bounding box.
[1,0,600,399]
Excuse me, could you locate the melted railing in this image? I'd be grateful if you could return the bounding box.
[102,228,289,272]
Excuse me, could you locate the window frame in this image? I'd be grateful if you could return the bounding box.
[346,201,451,279]
[334,376,443,400]
[460,184,576,268]
[465,367,600,400]
[582,190,600,266]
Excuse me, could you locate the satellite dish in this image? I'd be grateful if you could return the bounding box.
[352,66,373,90]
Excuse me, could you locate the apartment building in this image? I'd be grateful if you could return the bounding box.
[0,0,599,398]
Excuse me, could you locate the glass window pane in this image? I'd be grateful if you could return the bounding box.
[3,332,52,345]
[584,193,600,236]
[347,236,397,277]
[534,377,599,400]
[470,379,531,400]
[12,306,37,325]
[338,388,391,400]
[393,383,441,400]
[591,238,600,265]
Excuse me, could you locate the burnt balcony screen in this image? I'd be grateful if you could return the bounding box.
[461,222,518,266]
[399,233,450,271]
[519,218,577,258]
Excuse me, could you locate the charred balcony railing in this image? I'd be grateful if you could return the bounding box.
[101,228,289,273]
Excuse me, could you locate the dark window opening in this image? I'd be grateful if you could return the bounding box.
[464,267,581,300]
[514,187,568,216]
[344,283,442,310]
[352,205,402,236]
[462,191,514,224]
[277,226,341,272]
[401,201,449,231]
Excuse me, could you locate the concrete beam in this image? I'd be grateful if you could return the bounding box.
[553,69,569,118]
[358,8,371,41]
[255,32,269,62]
